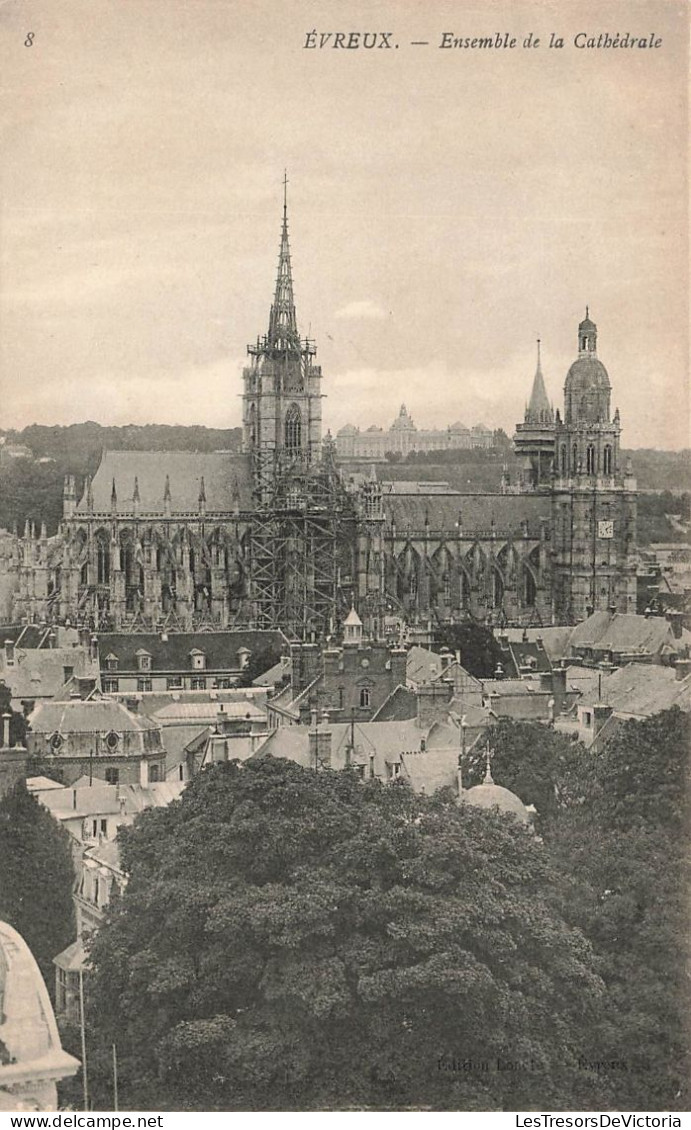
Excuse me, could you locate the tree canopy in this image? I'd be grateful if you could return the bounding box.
[434,620,503,679]
[85,757,608,1111]
[0,780,76,989]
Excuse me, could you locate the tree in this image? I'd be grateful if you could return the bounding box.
[85,757,609,1111]
[0,780,76,989]
[434,620,503,679]
[462,719,585,827]
[545,708,691,1109]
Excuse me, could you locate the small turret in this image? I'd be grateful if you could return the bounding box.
[63,474,76,519]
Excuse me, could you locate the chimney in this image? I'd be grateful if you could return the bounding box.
[668,611,683,640]
[4,640,15,666]
[216,704,227,733]
[1,713,11,748]
[674,658,691,681]
[551,666,567,714]
[308,715,332,770]
[140,758,149,788]
[389,646,407,688]
[440,647,452,673]
[416,682,453,729]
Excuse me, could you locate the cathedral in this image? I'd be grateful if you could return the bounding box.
[1,194,638,637]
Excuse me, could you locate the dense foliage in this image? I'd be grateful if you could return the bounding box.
[0,423,241,534]
[546,708,690,1109]
[434,620,503,680]
[0,780,76,989]
[85,758,609,1111]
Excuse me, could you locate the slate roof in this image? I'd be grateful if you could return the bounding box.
[0,646,101,702]
[482,678,548,697]
[153,699,265,723]
[496,635,553,677]
[30,698,160,734]
[252,656,291,688]
[53,938,87,973]
[578,663,691,718]
[400,747,459,794]
[370,685,417,722]
[117,781,185,813]
[96,630,288,673]
[79,451,254,516]
[406,646,443,686]
[39,783,121,820]
[382,492,550,535]
[253,718,460,778]
[497,626,573,665]
[569,612,679,657]
[86,839,123,870]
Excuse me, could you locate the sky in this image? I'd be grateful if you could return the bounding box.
[0,0,688,448]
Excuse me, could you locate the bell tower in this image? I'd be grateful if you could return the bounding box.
[242,175,323,481]
[551,310,637,621]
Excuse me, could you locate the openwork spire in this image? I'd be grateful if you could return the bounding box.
[267,171,300,353]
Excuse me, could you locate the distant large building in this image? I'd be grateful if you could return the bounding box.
[335,405,494,461]
[0,191,637,633]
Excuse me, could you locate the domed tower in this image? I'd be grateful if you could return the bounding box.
[513,339,555,488]
[551,310,637,621]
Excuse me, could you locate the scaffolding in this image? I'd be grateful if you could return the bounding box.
[248,449,359,639]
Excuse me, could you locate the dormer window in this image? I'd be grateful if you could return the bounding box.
[136,649,152,672]
[189,649,206,671]
[49,731,63,751]
[105,654,119,671]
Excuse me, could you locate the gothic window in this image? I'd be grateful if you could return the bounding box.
[409,572,418,598]
[586,445,595,474]
[560,446,567,476]
[572,444,578,472]
[338,687,345,709]
[524,569,537,607]
[249,403,257,446]
[285,404,302,453]
[459,570,469,608]
[442,574,451,602]
[491,570,504,609]
[603,444,613,475]
[359,687,371,708]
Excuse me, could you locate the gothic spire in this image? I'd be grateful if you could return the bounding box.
[267,171,300,353]
[525,338,553,425]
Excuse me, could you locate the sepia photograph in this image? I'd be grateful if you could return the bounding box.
[0,0,688,1116]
